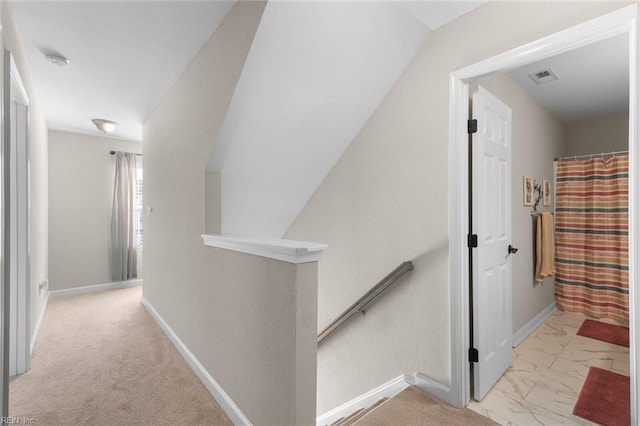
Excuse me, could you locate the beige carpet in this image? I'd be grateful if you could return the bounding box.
[352,387,498,425]
[10,287,232,425]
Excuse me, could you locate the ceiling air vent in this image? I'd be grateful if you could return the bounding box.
[528,68,559,85]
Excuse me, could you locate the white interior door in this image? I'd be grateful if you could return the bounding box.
[471,85,513,401]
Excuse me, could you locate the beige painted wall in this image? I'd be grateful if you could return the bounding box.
[2,2,49,341]
[48,130,142,291]
[565,113,629,156]
[204,172,221,234]
[479,74,565,335]
[143,2,318,424]
[285,1,631,413]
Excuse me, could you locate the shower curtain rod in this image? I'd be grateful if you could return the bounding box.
[109,150,142,156]
[555,150,628,162]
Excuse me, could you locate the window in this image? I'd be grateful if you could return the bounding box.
[135,159,144,248]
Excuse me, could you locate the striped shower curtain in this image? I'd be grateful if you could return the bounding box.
[555,155,629,324]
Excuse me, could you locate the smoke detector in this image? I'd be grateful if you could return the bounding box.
[44,53,69,67]
[528,68,559,85]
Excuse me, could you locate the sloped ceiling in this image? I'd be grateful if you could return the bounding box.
[399,0,489,29]
[208,1,485,237]
[10,0,487,238]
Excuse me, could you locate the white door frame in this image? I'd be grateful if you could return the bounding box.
[448,4,639,424]
[7,52,29,377]
[0,24,6,419]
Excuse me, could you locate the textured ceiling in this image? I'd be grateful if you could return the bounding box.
[10,0,235,140]
[399,0,489,29]
[8,0,487,142]
[506,33,629,122]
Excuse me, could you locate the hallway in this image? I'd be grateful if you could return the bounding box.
[9,287,231,425]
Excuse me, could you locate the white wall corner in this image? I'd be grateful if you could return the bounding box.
[140,297,252,426]
[201,234,327,264]
[48,279,143,298]
[30,293,49,356]
[316,375,412,426]
[513,302,556,347]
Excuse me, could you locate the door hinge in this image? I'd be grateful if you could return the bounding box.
[469,348,479,363]
[468,119,478,134]
[467,234,478,248]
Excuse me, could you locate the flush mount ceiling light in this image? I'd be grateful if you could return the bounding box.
[44,53,69,67]
[92,119,119,134]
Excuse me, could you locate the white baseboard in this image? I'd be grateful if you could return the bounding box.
[49,278,143,298]
[316,375,411,426]
[30,293,49,356]
[413,373,451,405]
[316,372,453,426]
[513,302,556,347]
[140,297,251,426]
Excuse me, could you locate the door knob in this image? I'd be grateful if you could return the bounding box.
[508,245,518,255]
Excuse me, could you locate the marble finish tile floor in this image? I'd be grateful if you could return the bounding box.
[468,310,630,425]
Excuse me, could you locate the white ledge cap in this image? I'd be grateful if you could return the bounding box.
[202,234,328,264]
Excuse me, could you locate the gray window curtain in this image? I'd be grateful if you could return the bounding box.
[111,152,138,281]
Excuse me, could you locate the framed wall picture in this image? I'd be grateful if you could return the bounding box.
[543,179,551,206]
[523,176,534,206]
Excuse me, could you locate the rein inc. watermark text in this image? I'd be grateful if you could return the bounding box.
[1,417,35,424]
